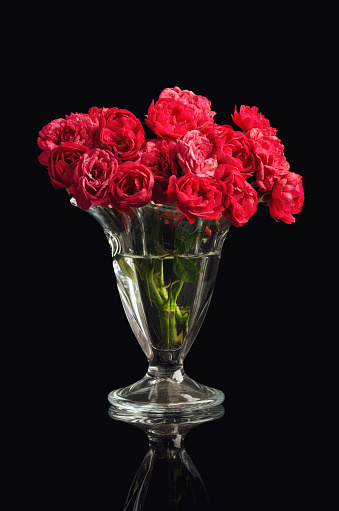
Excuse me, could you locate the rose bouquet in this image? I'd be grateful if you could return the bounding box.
[37,86,304,225]
[37,86,304,350]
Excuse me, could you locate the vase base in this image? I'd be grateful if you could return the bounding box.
[108,371,225,415]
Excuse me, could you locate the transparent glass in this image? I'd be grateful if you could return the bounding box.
[108,405,225,510]
[72,200,231,413]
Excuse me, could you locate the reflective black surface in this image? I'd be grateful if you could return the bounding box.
[20,358,315,510]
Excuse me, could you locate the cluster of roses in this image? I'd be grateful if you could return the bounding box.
[37,86,304,226]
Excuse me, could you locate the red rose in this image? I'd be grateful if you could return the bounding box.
[100,108,145,162]
[48,142,89,190]
[109,162,154,211]
[204,124,256,177]
[38,118,66,166]
[145,98,198,139]
[87,106,109,119]
[159,86,216,130]
[136,138,179,204]
[269,172,304,224]
[232,105,276,134]
[168,174,225,224]
[38,113,98,166]
[69,148,118,210]
[176,130,218,177]
[216,164,257,227]
[246,128,290,192]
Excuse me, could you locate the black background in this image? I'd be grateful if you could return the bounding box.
[8,4,331,509]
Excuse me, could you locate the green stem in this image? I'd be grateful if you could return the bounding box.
[171,280,183,304]
[144,262,169,344]
[142,260,189,347]
[168,280,185,343]
[158,259,168,302]
[168,283,178,343]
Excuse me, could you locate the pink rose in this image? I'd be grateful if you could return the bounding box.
[216,164,257,227]
[176,130,218,177]
[37,113,98,166]
[64,112,101,146]
[48,142,89,190]
[109,161,154,211]
[269,172,304,224]
[100,107,145,162]
[69,148,118,210]
[87,106,109,143]
[232,105,276,134]
[159,86,216,130]
[136,138,179,204]
[246,128,290,192]
[168,174,225,224]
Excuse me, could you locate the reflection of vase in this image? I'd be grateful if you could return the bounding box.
[108,405,225,510]
[72,199,231,413]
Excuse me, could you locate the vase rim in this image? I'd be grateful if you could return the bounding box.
[147,201,178,211]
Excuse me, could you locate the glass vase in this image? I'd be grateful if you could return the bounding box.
[72,199,231,413]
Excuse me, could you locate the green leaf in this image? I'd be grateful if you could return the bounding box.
[174,219,200,253]
[155,242,168,255]
[173,256,198,283]
[117,257,138,282]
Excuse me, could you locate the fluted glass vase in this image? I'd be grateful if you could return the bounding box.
[72,199,231,413]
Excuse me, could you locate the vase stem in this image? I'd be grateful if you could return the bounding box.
[147,359,185,382]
